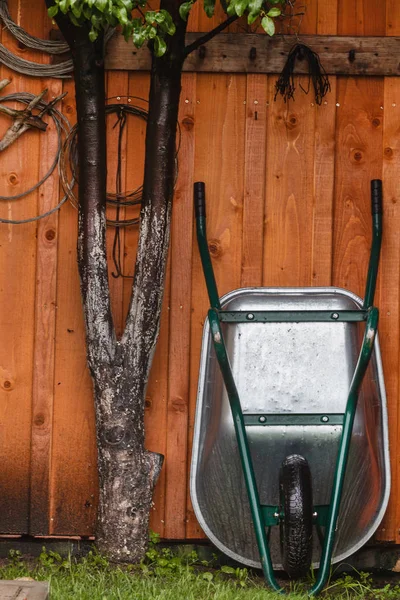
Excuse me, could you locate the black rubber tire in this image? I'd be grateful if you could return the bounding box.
[279,454,313,579]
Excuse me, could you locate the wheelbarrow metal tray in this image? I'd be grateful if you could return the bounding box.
[190,286,390,569]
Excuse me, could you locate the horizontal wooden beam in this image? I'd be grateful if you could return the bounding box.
[105,33,400,76]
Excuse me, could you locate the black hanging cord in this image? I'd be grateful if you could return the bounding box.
[275,43,331,105]
[60,99,180,279]
[111,109,131,279]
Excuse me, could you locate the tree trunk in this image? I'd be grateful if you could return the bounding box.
[45,1,186,561]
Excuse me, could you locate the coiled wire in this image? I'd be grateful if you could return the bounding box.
[0,91,72,224]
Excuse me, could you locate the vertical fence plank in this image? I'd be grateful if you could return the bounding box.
[241,75,267,288]
[164,74,197,539]
[165,6,199,541]
[378,0,400,543]
[378,79,400,543]
[263,83,316,287]
[186,73,246,538]
[333,3,384,298]
[0,0,42,533]
[29,8,63,535]
[334,0,386,537]
[105,72,129,337]
[263,0,317,288]
[49,80,98,536]
[311,1,337,287]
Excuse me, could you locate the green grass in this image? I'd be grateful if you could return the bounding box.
[1,546,400,599]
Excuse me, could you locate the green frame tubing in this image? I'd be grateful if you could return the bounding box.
[193,180,383,596]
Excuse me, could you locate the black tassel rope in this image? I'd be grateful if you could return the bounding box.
[275,43,331,105]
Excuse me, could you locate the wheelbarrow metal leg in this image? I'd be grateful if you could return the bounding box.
[208,308,283,594]
[310,307,379,596]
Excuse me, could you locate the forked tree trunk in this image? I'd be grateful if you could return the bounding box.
[46,2,187,561]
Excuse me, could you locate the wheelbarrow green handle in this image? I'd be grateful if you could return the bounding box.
[363,179,383,309]
[194,182,221,310]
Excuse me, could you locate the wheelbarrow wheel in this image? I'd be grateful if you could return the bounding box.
[279,454,313,579]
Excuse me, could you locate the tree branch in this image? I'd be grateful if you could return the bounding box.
[45,2,116,368]
[184,14,238,56]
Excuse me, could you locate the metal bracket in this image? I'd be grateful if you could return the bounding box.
[244,414,344,426]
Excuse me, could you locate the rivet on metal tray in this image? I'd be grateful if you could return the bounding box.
[259,416,267,423]
[331,312,339,320]
[273,512,280,519]
[313,511,318,518]
[247,313,255,320]
[321,416,329,423]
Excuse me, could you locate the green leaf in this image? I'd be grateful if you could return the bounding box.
[95,0,108,12]
[246,0,261,23]
[261,14,275,35]
[234,0,249,17]
[221,566,236,574]
[133,29,146,47]
[159,10,176,35]
[47,5,59,17]
[122,20,133,41]
[248,0,262,15]
[116,0,133,9]
[89,27,99,41]
[69,11,81,25]
[58,0,71,14]
[153,35,167,57]
[179,1,192,21]
[145,10,157,24]
[204,0,215,18]
[226,0,236,15]
[266,7,281,17]
[146,25,157,39]
[71,3,83,18]
[247,11,258,24]
[154,12,165,23]
[114,6,129,24]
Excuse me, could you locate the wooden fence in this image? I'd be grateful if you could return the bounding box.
[1,0,400,545]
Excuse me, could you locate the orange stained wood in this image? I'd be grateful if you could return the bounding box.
[105,71,129,337]
[311,0,337,287]
[0,0,43,533]
[49,78,98,536]
[29,9,63,533]
[165,5,199,541]
[381,1,400,544]
[335,0,386,542]
[0,0,399,545]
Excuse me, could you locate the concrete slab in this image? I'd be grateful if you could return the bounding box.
[0,581,49,599]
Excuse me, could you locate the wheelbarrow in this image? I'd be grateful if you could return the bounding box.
[190,180,390,595]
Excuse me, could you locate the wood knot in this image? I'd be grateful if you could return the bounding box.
[208,239,222,258]
[384,147,393,159]
[34,413,45,426]
[45,229,56,241]
[8,173,19,186]
[171,396,187,412]
[372,118,381,128]
[249,47,257,60]
[2,379,14,391]
[352,149,364,163]
[182,116,194,131]
[65,105,74,114]
[286,114,298,130]
[145,398,152,409]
